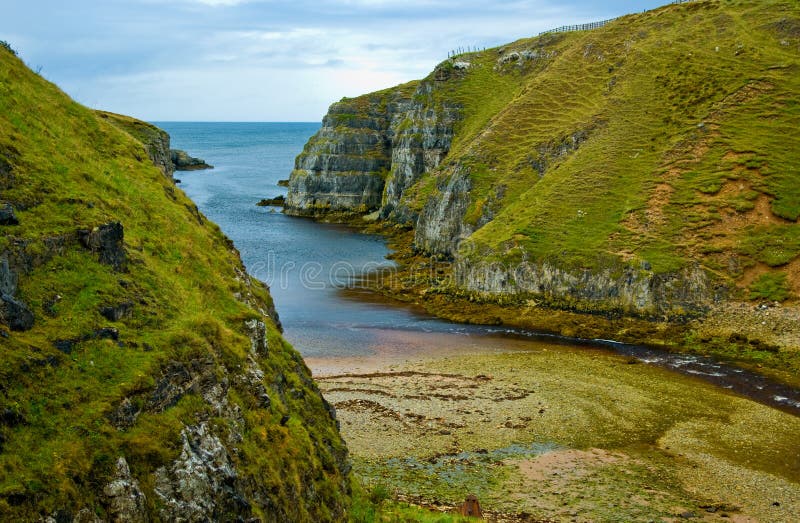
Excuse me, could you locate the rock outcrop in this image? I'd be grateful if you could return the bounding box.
[78,222,127,272]
[153,423,240,522]
[414,168,473,256]
[0,203,18,225]
[170,149,213,171]
[0,256,34,331]
[285,68,460,218]
[97,111,174,178]
[286,1,800,325]
[456,258,719,319]
[103,458,149,523]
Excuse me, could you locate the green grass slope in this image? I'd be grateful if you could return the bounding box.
[403,0,800,301]
[0,47,349,520]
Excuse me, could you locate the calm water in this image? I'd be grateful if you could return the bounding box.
[155,122,482,358]
[157,122,800,414]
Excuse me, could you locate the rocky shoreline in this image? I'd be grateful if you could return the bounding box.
[280,0,800,393]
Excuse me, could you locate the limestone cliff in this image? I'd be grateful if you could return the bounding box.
[285,70,460,219]
[287,0,800,324]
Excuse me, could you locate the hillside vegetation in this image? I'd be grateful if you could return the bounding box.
[0,46,350,520]
[287,0,800,375]
[433,0,800,282]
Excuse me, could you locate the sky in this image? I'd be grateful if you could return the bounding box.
[1,0,670,121]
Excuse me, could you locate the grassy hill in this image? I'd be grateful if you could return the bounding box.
[287,0,800,376]
[0,45,350,520]
[425,0,800,286]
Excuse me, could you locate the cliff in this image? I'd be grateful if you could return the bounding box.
[285,76,460,220]
[97,111,175,179]
[287,0,800,327]
[0,47,350,520]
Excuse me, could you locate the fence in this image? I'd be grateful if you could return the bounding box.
[447,47,486,59]
[448,0,697,59]
[538,0,696,37]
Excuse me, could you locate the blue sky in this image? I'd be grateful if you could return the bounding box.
[2,0,669,121]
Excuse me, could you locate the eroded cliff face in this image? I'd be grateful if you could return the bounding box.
[286,1,800,326]
[285,70,460,219]
[456,258,719,319]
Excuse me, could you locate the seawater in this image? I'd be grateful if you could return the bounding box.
[155,122,800,413]
[154,122,473,358]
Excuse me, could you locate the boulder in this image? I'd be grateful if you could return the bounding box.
[0,203,18,225]
[104,457,149,523]
[100,302,133,322]
[0,294,34,331]
[256,195,285,207]
[79,222,126,271]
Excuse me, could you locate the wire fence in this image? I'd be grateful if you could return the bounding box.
[447,0,697,59]
[538,0,696,36]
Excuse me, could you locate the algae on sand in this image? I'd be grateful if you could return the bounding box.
[320,347,800,521]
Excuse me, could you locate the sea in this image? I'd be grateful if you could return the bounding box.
[154,122,800,411]
[154,122,478,360]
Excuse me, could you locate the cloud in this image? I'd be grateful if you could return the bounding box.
[0,0,669,120]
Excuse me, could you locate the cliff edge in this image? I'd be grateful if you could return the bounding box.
[0,46,350,521]
[286,0,800,372]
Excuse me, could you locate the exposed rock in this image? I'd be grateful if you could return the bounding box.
[414,168,474,257]
[244,319,268,357]
[529,128,593,177]
[148,361,195,412]
[54,339,76,354]
[0,294,34,331]
[153,423,245,522]
[79,222,126,271]
[232,266,282,331]
[0,202,19,225]
[97,111,174,178]
[285,75,460,220]
[99,302,133,322]
[287,171,385,215]
[171,149,213,171]
[0,256,33,331]
[92,327,120,341]
[0,256,15,296]
[103,457,149,523]
[382,84,459,222]
[256,195,285,207]
[72,509,104,523]
[240,319,271,408]
[109,398,140,429]
[456,258,720,319]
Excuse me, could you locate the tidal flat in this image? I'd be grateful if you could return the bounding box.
[311,343,800,522]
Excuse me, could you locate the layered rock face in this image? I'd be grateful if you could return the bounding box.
[285,74,460,218]
[456,259,718,319]
[286,1,800,323]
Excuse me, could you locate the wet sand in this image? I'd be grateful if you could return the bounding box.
[307,332,800,522]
